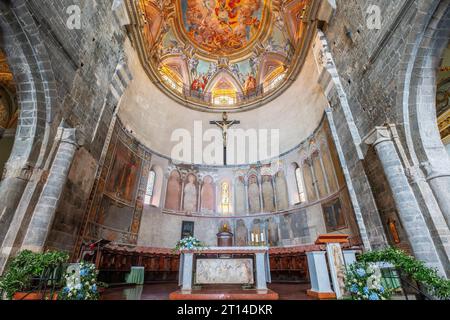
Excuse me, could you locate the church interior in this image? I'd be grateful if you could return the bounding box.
[0,0,450,302]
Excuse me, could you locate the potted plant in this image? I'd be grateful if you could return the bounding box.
[0,250,69,300]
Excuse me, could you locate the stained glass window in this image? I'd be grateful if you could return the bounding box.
[144,170,156,205]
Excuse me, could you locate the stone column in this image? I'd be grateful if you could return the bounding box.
[21,127,79,252]
[423,163,450,230]
[181,252,194,293]
[364,127,446,275]
[255,252,268,291]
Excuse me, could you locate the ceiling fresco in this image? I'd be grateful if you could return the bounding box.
[130,0,314,111]
[180,0,265,55]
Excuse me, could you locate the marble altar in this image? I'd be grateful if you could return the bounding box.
[178,247,271,293]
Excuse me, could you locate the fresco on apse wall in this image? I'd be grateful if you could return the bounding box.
[181,0,264,54]
[279,211,309,241]
[106,142,142,204]
[97,197,135,236]
[248,174,261,213]
[275,171,289,210]
[165,170,182,210]
[235,176,246,213]
[201,176,215,212]
[230,59,258,94]
[183,174,198,212]
[262,175,275,212]
[323,198,347,233]
[81,120,151,247]
[267,217,279,246]
[235,219,248,246]
[189,58,217,93]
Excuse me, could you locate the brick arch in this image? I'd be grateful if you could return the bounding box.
[397,0,450,227]
[0,1,58,245]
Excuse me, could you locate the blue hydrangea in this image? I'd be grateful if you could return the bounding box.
[350,284,359,294]
[63,287,70,293]
[379,286,385,293]
[363,287,369,295]
[80,269,88,277]
[91,284,97,292]
[356,268,366,277]
[369,293,380,300]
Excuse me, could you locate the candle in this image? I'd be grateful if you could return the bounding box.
[255,234,259,243]
[251,233,255,243]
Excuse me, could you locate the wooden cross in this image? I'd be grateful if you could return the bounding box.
[210,112,240,165]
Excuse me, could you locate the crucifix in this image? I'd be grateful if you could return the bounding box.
[210,112,240,165]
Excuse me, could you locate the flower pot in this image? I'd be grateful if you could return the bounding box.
[13,292,58,301]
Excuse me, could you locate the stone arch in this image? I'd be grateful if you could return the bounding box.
[165,170,182,211]
[0,1,58,244]
[397,0,450,227]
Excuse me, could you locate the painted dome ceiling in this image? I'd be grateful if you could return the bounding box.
[128,0,315,111]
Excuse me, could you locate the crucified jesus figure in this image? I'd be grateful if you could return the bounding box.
[210,112,240,165]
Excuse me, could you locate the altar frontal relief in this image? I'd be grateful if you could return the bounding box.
[196,259,254,284]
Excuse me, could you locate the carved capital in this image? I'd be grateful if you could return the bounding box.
[363,126,392,147]
[421,161,450,181]
[59,126,84,148]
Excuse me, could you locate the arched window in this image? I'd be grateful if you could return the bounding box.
[144,170,156,205]
[295,166,307,204]
[221,181,231,214]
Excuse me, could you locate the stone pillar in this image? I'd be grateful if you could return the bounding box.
[255,252,268,291]
[306,252,335,299]
[181,252,194,293]
[21,127,79,252]
[364,127,446,275]
[423,163,450,230]
[244,179,250,214]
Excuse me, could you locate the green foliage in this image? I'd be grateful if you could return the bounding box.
[0,250,69,300]
[358,247,450,300]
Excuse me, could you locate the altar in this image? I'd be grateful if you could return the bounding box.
[170,247,279,300]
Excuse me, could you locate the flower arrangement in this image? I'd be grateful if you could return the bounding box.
[59,262,100,300]
[174,236,205,251]
[345,262,392,301]
[359,247,450,299]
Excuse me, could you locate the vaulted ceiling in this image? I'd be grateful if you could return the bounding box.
[127,0,316,111]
